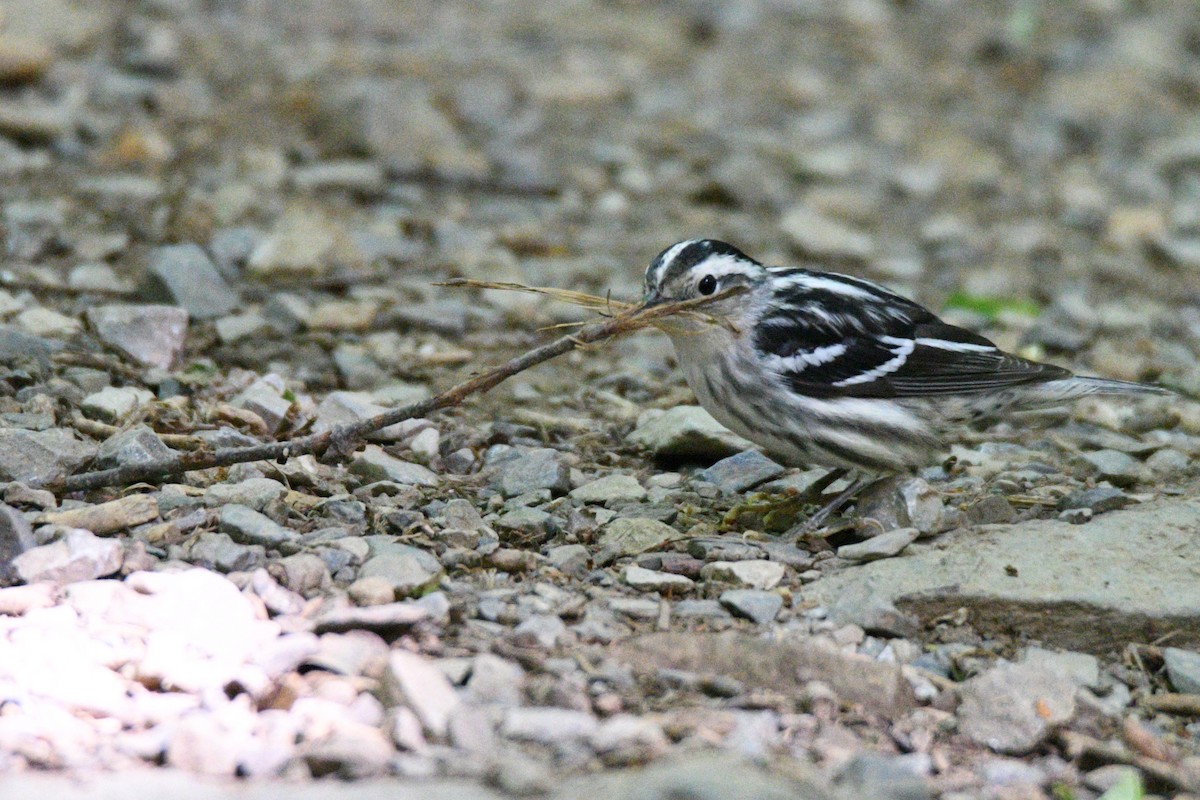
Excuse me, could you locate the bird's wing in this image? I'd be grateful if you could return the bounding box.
[755,270,1070,399]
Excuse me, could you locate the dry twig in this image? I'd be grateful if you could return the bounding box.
[41,286,742,494]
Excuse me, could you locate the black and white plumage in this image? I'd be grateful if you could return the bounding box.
[643,238,1167,472]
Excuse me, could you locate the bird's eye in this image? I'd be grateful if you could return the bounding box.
[698,275,717,295]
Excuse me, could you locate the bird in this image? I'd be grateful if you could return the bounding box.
[641,238,1167,520]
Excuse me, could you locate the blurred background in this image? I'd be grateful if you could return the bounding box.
[2,0,1199,391]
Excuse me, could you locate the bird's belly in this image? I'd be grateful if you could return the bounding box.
[678,354,944,471]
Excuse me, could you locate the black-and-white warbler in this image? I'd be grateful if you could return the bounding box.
[643,238,1168,474]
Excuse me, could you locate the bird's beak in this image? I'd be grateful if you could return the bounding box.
[641,291,666,309]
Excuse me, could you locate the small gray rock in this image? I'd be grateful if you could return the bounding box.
[700,560,786,590]
[0,428,97,484]
[188,532,266,572]
[837,528,919,562]
[569,474,647,505]
[231,377,293,434]
[1074,449,1145,487]
[598,518,678,562]
[203,477,288,511]
[142,243,240,320]
[700,450,786,493]
[1163,647,1200,694]
[719,590,783,625]
[94,424,173,469]
[501,707,598,745]
[358,546,443,597]
[466,653,525,706]
[512,613,567,648]
[958,661,1076,754]
[1057,486,1131,514]
[0,503,36,586]
[625,565,695,593]
[218,504,297,547]
[86,304,189,370]
[546,544,589,576]
[492,448,570,497]
[628,407,753,461]
[80,386,155,422]
[349,445,439,487]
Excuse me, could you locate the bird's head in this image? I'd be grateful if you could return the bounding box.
[642,239,765,318]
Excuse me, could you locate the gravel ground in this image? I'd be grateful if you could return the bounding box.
[2,1,1200,798]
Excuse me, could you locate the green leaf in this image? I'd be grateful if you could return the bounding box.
[1098,770,1144,800]
[942,292,1040,321]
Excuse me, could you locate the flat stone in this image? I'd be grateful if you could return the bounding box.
[625,565,694,593]
[270,553,329,594]
[358,546,443,598]
[218,504,297,548]
[512,613,567,648]
[0,325,62,360]
[312,391,421,442]
[12,528,123,585]
[1057,486,1131,514]
[1074,449,1146,487]
[0,428,96,484]
[958,660,1076,754]
[501,707,598,745]
[804,500,1200,653]
[568,474,647,505]
[350,445,439,487]
[545,544,589,576]
[86,304,188,370]
[719,589,783,625]
[466,653,525,706]
[491,448,570,497]
[94,424,173,469]
[628,407,753,461]
[203,477,288,511]
[0,503,35,586]
[612,631,913,716]
[80,386,155,422]
[15,307,80,337]
[35,493,158,535]
[837,528,919,562]
[598,517,678,561]
[1163,647,1200,694]
[699,450,785,493]
[231,376,293,434]
[188,532,266,572]
[142,243,240,320]
[700,560,786,590]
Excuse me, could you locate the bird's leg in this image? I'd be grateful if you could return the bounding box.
[781,471,874,541]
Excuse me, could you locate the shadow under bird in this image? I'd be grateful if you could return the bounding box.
[641,238,1169,522]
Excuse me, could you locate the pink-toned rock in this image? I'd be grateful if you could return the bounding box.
[12,529,122,585]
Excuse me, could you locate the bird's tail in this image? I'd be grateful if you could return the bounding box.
[1035,376,1172,402]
